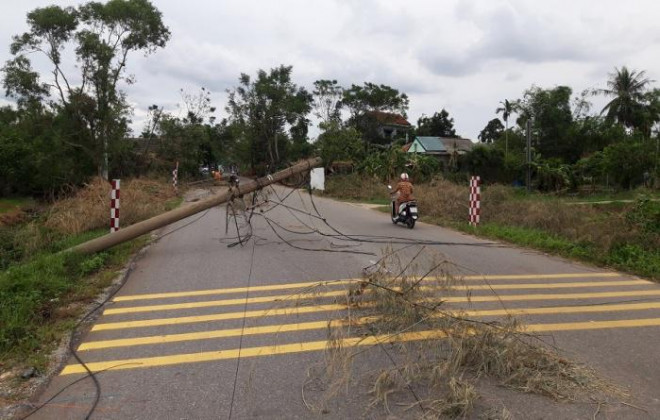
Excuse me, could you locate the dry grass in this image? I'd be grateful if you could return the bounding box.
[44,177,177,234]
[414,178,652,251]
[326,174,659,279]
[326,173,648,250]
[309,248,619,418]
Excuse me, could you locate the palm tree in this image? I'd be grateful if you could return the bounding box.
[598,66,653,130]
[496,99,516,159]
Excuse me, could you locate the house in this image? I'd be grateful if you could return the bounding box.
[365,111,412,140]
[405,136,474,168]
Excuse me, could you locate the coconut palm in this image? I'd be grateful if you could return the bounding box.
[598,66,653,129]
[496,99,516,158]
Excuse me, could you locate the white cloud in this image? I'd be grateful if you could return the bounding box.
[1,0,659,140]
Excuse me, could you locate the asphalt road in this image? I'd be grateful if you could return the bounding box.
[24,185,660,419]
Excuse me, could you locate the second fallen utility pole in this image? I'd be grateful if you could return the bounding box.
[69,157,322,255]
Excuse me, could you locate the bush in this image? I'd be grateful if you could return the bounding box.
[45,177,176,234]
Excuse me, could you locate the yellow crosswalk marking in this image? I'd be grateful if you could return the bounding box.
[61,316,660,375]
[466,280,645,290]
[113,279,357,302]
[103,290,348,315]
[446,289,660,303]
[104,282,657,315]
[80,318,369,350]
[93,303,349,331]
[84,301,660,348]
[113,272,624,302]
[463,301,660,317]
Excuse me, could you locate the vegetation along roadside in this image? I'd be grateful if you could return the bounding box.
[323,174,660,281]
[0,178,180,407]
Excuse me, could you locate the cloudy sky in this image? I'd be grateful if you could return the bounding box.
[1,0,659,140]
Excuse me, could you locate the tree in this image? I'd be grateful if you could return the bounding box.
[495,99,517,158]
[597,66,654,131]
[226,65,312,173]
[5,0,170,180]
[179,87,216,125]
[416,109,457,137]
[602,138,656,189]
[312,79,343,129]
[516,86,574,161]
[316,126,363,168]
[341,82,410,147]
[462,145,506,183]
[341,82,409,119]
[478,118,504,143]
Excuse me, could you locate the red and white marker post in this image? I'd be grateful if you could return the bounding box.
[469,176,481,227]
[110,179,120,233]
[172,161,179,193]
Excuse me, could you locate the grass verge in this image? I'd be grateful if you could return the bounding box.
[323,174,660,281]
[453,223,660,279]
[0,176,182,405]
[0,232,148,372]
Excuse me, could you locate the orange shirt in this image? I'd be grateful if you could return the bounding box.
[395,181,413,201]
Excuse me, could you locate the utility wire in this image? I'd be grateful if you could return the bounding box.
[227,241,257,420]
[19,205,214,420]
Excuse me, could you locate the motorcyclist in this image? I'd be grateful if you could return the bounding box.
[393,173,414,215]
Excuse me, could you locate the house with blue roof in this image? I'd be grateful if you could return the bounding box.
[404,136,475,168]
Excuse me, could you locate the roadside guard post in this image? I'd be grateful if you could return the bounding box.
[172,161,179,193]
[469,176,481,227]
[110,179,120,233]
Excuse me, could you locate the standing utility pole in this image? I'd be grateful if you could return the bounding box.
[526,119,532,192]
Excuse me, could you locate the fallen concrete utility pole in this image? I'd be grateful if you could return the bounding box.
[69,157,322,255]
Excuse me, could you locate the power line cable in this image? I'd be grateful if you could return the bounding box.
[227,240,257,420]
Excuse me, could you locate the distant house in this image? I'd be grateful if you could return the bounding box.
[405,136,474,168]
[365,111,412,140]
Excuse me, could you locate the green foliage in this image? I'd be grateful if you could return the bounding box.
[416,109,457,137]
[358,147,408,181]
[478,118,504,144]
[597,66,657,133]
[607,244,660,279]
[340,82,410,148]
[462,145,505,182]
[226,65,313,174]
[0,233,139,363]
[0,105,96,196]
[2,56,49,107]
[341,82,409,118]
[78,252,108,275]
[406,153,440,182]
[312,79,343,127]
[496,99,517,126]
[316,125,364,168]
[602,139,656,189]
[4,0,170,181]
[533,158,572,192]
[516,86,575,161]
[625,198,660,234]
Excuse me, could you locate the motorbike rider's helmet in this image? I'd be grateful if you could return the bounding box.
[400,173,409,181]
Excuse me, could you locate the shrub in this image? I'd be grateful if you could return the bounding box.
[45,177,176,234]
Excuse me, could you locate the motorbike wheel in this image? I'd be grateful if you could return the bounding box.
[406,218,415,229]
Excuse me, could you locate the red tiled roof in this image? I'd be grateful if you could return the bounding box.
[366,111,411,126]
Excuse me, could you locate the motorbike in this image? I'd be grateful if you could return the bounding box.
[387,185,418,229]
[229,172,240,188]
